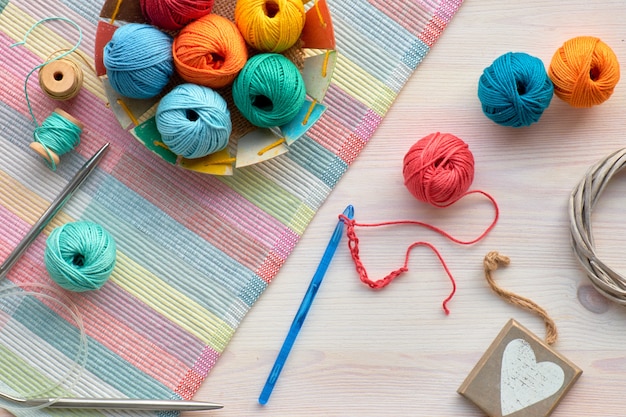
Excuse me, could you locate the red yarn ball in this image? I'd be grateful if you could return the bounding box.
[140,0,215,31]
[402,132,475,206]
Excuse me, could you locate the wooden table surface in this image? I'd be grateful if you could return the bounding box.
[197,1,626,416]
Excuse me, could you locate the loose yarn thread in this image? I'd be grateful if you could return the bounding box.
[478,52,554,127]
[483,251,558,345]
[104,23,174,99]
[235,0,306,53]
[233,53,306,128]
[403,132,475,206]
[10,17,85,170]
[341,133,499,314]
[173,14,248,89]
[569,147,626,304]
[45,221,117,292]
[140,0,215,30]
[340,190,499,315]
[548,36,620,108]
[156,83,232,158]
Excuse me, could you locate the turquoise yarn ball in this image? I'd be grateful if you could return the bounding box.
[478,52,554,127]
[103,23,174,99]
[45,221,117,292]
[156,83,232,158]
[232,53,306,128]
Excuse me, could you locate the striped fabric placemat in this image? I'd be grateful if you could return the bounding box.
[0,0,462,414]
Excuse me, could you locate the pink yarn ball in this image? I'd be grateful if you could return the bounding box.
[140,0,215,30]
[402,132,475,206]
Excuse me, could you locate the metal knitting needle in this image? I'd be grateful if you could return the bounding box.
[11,396,223,411]
[0,142,109,279]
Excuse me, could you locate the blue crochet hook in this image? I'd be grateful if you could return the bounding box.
[259,204,354,405]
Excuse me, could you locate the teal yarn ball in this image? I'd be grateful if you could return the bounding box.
[156,83,232,158]
[45,221,117,292]
[103,23,174,99]
[232,53,306,128]
[478,52,554,127]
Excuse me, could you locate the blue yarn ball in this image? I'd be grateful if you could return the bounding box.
[156,83,232,158]
[478,52,554,127]
[45,221,117,292]
[103,23,174,99]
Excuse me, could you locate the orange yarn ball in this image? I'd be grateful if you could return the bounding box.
[548,36,620,108]
[235,0,305,52]
[403,132,475,207]
[173,14,248,89]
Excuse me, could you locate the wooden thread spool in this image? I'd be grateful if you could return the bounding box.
[30,108,84,168]
[38,59,84,101]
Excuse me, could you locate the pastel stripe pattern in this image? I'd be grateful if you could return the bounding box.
[0,0,462,414]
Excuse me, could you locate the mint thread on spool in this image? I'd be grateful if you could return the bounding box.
[10,17,85,170]
[30,109,84,170]
[45,221,117,292]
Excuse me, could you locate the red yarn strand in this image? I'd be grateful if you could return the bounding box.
[339,190,499,315]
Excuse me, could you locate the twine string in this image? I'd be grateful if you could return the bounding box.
[483,251,558,345]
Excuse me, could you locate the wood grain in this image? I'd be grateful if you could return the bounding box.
[195,1,626,416]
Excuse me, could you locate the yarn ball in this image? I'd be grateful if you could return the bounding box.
[232,53,306,128]
[403,132,475,207]
[103,23,174,99]
[140,0,214,31]
[235,0,306,53]
[173,14,248,89]
[478,52,554,127]
[45,221,117,292]
[156,83,232,158]
[548,36,620,108]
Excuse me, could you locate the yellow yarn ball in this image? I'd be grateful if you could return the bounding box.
[235,0,306,53]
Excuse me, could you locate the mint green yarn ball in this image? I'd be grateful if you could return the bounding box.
[232,53,306,128]
[45,221,117,292]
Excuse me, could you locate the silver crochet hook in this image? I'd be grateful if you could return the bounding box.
[0,142,109,279]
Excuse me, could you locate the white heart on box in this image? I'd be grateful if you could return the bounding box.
[500,338,565,416]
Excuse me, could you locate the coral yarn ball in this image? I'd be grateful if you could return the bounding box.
[403,133,475,207]
[140,0,215,31]
[235,0,306,53]
[478,52,554,127]
[173,14,248,89]
[548,36,620,108]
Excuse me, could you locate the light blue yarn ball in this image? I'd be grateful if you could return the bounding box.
[478,52,554,127]
[156,84,232,158]
[45,221,117,292]
[103,23,174,99]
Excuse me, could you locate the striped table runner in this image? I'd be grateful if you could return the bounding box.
[0,0,462,415]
